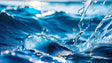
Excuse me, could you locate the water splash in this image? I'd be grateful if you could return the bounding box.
[71,0,93,45]
[67,0,112,52]
[87,8,112,42]
[80,0,92,21]
[78,8,112,52]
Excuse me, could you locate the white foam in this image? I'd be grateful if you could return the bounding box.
[0,1,48,7]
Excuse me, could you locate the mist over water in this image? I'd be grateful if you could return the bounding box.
[0,1,112,63]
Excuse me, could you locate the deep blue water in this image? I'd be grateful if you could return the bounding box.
[0,1,112,63]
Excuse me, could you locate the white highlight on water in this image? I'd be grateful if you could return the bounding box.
[35,10,56,17]
[0,1,48,7]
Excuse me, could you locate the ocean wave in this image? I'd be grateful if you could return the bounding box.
[0,3,112,63]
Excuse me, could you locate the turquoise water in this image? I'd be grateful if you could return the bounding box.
[0,1,112,63]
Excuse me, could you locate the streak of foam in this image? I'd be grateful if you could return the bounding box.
[35,10,55,17]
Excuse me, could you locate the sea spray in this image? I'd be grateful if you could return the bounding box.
[87,8,112,43]
[69,0,93,45]
[80,0,92,21]
[78,8,112,52]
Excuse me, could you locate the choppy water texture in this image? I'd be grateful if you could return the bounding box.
[0,1,112,63]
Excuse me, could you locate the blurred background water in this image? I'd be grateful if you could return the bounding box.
[0,0,112,63]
